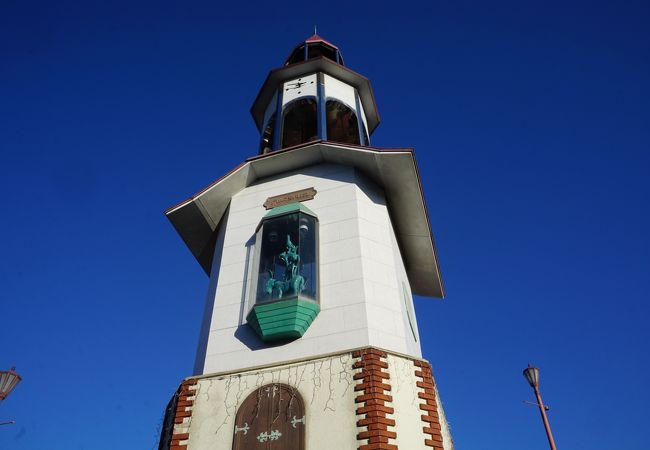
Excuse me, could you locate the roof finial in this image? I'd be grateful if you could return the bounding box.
[314,24,317,35]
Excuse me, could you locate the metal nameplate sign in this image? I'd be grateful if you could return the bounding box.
[263,187,317,209]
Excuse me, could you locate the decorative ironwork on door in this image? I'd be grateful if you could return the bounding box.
[232,384,305,450]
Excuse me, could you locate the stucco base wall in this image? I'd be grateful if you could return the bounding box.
[159,348,453,450]
[186,352,359,450]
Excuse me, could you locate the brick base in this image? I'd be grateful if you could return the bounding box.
[161,378,197,450]
[353,348,397,450]
[159,348,451,450]
[414,360,445,449]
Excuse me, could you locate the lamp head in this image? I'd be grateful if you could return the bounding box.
[0,366,22,401]
[523,364,540,389]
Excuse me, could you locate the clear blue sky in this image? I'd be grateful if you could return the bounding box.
[1,1,648,449]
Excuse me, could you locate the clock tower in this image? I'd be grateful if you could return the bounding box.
[159,35,454,450]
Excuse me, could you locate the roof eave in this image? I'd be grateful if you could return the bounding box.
[165,141,443,298]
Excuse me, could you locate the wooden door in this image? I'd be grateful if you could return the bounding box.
[232,384,305,450]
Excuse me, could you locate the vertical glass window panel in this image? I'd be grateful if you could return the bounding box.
[259,113,276,154]
[326,100,360,145]
[307,43,337,62]
[281,98,318,148]
[362,122,370,146]
[257,213,298,303]
[297,214,317,301]
[256,212,318,304]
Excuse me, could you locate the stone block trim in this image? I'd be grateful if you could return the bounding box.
[170,378,198,450]
[353,348,398,450]
[414,360,446,450]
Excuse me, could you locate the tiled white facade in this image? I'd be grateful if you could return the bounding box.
[194,163,421,375]
[282,74,318,105]
[323,74,357,112]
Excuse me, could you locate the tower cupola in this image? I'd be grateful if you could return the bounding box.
[284,34,345,66]
[252,35,380,154]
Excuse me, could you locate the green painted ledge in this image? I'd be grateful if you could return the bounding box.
[263,202,316,219]
[246,298,320,342]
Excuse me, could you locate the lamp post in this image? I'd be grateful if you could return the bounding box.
[523,364,557,450]
[0,366,22,426]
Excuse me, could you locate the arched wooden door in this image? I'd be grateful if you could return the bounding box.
[232,384,305,450]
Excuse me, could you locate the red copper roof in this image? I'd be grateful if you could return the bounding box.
[304,34,339,50]
[284,34,344,66]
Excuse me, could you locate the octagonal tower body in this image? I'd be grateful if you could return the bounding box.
[161,36,452,450]
[190,159,435,374]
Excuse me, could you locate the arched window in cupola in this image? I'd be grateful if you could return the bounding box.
[281,98,318,149]
[306,42,337,62]
[232,384,305,450]
[326,100,361,145]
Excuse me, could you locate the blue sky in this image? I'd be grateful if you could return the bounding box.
[1,1,649,448]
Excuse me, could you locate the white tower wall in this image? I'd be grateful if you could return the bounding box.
[195,163,421,375]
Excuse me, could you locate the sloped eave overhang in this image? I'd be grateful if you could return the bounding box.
[165,141,444,298]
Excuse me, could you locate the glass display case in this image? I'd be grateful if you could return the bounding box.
[247,203,320,342]
[256,211,318,304]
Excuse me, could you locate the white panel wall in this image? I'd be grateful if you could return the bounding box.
[197,163,421,375]
[282,73,318,106]
[323,74,357,110]
[355,173,422,359]
[193,211,229,375]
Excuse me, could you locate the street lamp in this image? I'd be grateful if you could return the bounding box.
[0,366,22,426]
[523,364,557,450]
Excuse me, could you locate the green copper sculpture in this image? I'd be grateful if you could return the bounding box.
[265,235,305,299]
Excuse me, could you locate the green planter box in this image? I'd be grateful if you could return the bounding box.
[246,298,320,342]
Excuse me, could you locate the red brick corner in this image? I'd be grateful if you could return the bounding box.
[353,348,398,450]
[414,360,445,449]
[169,378,198,450]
